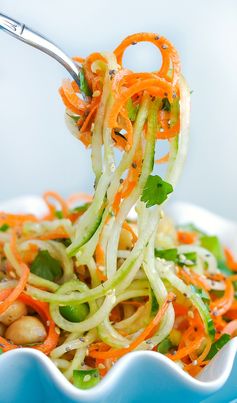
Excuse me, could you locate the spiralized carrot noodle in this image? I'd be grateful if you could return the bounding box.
[72,56,85,63]
[114,33,181,84]
[66,192,93,205]
[0,232,30,315]
[43,191,69,218]
[0,32,235,387]
[155,152,169,164]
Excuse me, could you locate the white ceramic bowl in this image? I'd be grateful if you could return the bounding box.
[0,197,236,403]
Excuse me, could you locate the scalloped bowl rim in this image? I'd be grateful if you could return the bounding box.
[0,340,237,399]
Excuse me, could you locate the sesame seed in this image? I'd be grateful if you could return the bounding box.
[192,360,197,366]
[55,327,60,335]
[146,339,153,345]
[185,259,194,266]
[154,35,160,40]
[120,178,124,184]
[188,310,194,319]
[131,41,137,45]
[79,337,85,343]
[132,162,137,169]
[212,310,219,317]
[109,69,116,79]
[83,374,91,382]
[161,44,168,49]
[159,128,164,132]
[98,363,105,369]
[46,320,50,327]
[110,163,116,172]
[98,265,105,272]
[168,295,176,303]
[93,90,100,98]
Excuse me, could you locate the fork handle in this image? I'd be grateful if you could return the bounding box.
[0,13,80,84]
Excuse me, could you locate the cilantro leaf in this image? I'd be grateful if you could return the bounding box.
[178,252,197,266]
[155,248,178,262]
[55,210,63,219]
[141,175,173,207]
[79,68,92,97]
[0,348,3,355]
[200,235,233,276]
[30,250,62,282]
[217,260,233,276]
[0,224,9,232]
[206,334,231,360]
[200,235,224,261]
[155,248,197,266]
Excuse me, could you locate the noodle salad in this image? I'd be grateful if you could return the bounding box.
[0,33,236,389]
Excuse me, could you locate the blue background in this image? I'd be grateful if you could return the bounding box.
[0,0,237,220]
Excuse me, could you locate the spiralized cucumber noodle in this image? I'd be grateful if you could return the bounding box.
[0,32,236,387]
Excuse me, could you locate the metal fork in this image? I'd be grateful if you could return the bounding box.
[0,13,80,85]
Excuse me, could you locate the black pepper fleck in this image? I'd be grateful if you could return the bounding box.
[109,69,116,79]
